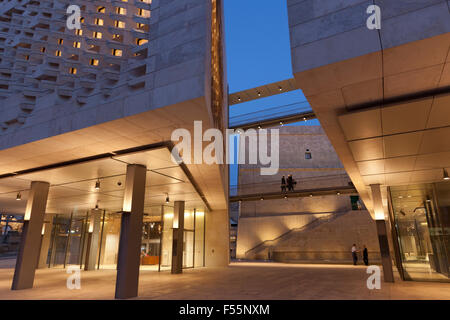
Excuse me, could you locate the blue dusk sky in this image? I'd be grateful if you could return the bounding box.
[224,0,320,186]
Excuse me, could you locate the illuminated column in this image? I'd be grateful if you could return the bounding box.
[84,210,102,271]
[370,184,394,283]
[171,201,185,274]
[115,164,147,299]
[37,215,53,269]
[12,181,50,290]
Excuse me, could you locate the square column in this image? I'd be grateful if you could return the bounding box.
[84,210,102,271]
[171,201,185,274]
[37,215,53,269]
[12,181,50,290]
[370,184,395,283]
[115,164,147,299]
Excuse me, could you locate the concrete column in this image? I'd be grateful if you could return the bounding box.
[205,209,229,267]
[12,181,50,290]
[84,210,102,271]
[370,184,394,283]
[115,164,146,299]
[171,201,185,274]
[37,215,53,269]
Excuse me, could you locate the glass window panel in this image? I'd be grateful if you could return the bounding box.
[194,210,205,267]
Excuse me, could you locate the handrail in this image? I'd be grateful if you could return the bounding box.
[244,211,349,257]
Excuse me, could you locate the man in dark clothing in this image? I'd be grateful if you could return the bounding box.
[281,176,286,192]
[363,245,369,266]
[351,244,358,265]
[287,175,293,191]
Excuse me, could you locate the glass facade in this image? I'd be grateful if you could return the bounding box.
[42,206,205,272]
[389,182,450,282]
[0,214,24,257]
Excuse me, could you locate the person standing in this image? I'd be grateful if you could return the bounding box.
[351,244,358,265]
[281,176,286,192]
[363,245,369,266]
[287,175,293,191]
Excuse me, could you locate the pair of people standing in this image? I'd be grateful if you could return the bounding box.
[351,244,369,266]
[281,175,296,192]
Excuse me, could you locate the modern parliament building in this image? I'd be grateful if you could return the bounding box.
[0,0,449,299]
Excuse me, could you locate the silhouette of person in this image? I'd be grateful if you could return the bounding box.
[281,175,286,192]
[363,245,369,266]
[351,244,358,265]
[287,175,293,191]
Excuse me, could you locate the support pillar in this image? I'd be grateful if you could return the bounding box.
[84,210,102,271]
[370,184,394,283]
[12,181,50,290]
[115,164,146,299]
[171,201,185,274]
[37,215,53,269]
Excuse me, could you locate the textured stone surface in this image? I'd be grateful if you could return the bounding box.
[0,0,210,150]
[0,261,449,299]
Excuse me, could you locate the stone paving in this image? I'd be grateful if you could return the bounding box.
[0,261,448,300]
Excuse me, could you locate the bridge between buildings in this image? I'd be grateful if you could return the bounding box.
[228,78,316,130]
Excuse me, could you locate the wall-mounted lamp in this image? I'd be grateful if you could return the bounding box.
[165,194,170,204]
[443,168,449,180]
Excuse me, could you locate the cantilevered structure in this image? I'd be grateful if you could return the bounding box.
[0,0,229,298]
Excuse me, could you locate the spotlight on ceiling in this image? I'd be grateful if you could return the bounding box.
[337,192,341,196]
[95,203,99,210]
[278,86,282,91]
[303,117,307,121]
[284,195,288,199]
[165,194,170,204]
[16,192,21,201]
[260,197,264,201]
[443,168,450,180]
[95,180,100,190]
[309,194,313,197]
[257,91,261,97]
[237,97,241,102]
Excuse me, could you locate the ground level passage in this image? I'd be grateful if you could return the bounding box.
[0,261,449,300]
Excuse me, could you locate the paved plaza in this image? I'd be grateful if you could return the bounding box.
[0,260,448,300]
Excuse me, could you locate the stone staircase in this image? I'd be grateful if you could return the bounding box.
[244,211,350,260]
